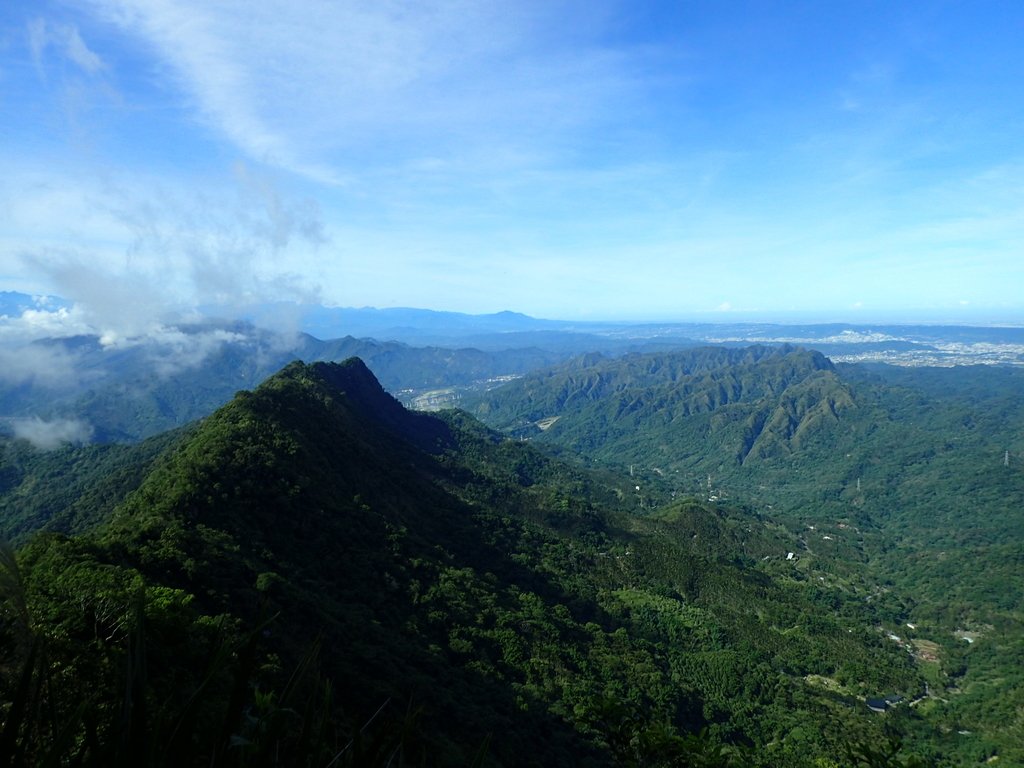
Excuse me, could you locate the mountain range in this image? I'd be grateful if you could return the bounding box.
[0,325,575,443]
[2,356,967,767]
[2,291,1024,764]
[464,344,1024,763]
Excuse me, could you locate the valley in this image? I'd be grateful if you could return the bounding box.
[0,307,1022,765]
[462,345,1024,764]
[6,0,1023,763]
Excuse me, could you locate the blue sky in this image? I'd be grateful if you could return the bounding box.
[1,0,1022,323]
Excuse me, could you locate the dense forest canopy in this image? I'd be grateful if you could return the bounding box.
[1,351,1022,765]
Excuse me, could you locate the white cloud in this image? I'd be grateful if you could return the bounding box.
[0,159,323,378]
[81,0,644,182]
[25,252,174,340]
[26,18,48,77]
[0,302,95,392]
[0,306,87,337]
[9,416,93,450]
[139,326,248,376]
[8,2,1022,321]
[231,162,327,250]
[3,162,324,328]
[0,340,82,387]
[63,25,105,74]
[27,18,105,77]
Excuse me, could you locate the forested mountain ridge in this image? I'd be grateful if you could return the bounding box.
[1,358,947,766]
[0,328,567,442]
[472,345,831,419]
[468,345,855,465]
[464,346,1024,509]
[466,346,1024,763]
[0,428,191,543]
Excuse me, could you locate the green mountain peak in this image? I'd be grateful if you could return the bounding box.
[7,350,1020,766]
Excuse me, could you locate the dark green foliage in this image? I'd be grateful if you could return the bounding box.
[467,347,1024,763]
[0,357,949,765]
[0,427,187,542]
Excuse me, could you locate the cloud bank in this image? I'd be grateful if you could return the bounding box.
[9,416,93,450]
[6,158,324,338]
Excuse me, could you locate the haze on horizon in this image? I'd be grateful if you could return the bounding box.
[2,1,1023,332]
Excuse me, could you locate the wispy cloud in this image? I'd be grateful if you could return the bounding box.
[27,17,105,77]
[0,158,324,385]
[81,0,647,183]
[8,416,92,450]
[5,161,324,325]
[142,326,248,376]
[5,1,1023,321]
[0,340,83,388]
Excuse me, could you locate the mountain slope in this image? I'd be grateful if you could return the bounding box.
[466,346,1024,761]
[0,427,189,542]
[468,345,853,466]
[0,358,940,766]
[0,328,567,442]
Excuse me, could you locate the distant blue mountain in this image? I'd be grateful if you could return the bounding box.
[5,292,1021,374]
[296,305,559,341]
[0,291,71,317]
